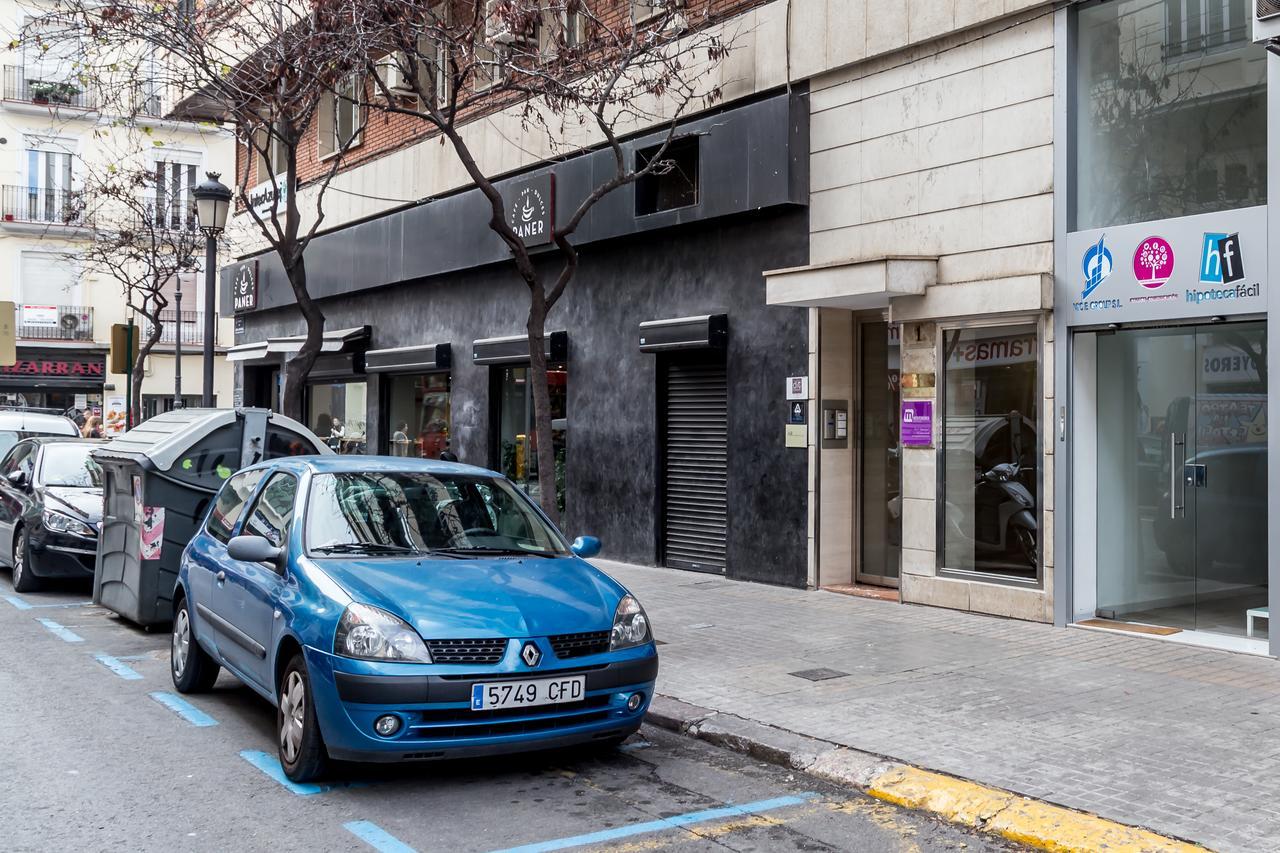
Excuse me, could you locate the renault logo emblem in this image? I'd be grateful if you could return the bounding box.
[521,642,542,667]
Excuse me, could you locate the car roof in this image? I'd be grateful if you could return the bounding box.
[0,412,79,433]
[250,455,502,479]
[25,437,106,446]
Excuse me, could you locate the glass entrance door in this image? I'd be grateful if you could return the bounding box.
[857,321,901,586]
[1095,322,1267,638]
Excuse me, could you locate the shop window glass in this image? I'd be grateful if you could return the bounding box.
[940,325,1040,579]
[387,373,451,458]
[1073,0,1266,230]
[308,381,367,454]
[494,364,566,511]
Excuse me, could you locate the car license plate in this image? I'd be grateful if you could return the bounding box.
[470,675,586,711]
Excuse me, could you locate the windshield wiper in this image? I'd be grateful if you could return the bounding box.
[311,542,421,555]
[432,546,559,559]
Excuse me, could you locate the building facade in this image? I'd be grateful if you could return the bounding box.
[0,3,235,426]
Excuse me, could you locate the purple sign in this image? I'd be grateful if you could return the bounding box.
[901,400,933,447]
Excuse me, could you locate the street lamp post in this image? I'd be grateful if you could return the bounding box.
[192,172,232,408]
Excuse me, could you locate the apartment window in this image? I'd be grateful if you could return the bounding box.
[1073,0,1266,230]
[318,75,362,159]
[635,135,698,216]
[473,40,505,92]
[20,250,81,308]
[537,2,588,57]
[155,160,198,230]
[633,0,677,24]
[24,148,76,223]
[252,124,289,184]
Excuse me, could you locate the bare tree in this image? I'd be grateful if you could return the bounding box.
[40,0,371,420]
[74,165,205,419]
[350,0,732,521]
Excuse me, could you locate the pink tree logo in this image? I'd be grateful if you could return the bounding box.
[1133,236,1175,289]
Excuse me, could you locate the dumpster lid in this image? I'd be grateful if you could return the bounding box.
[94,408,319,471]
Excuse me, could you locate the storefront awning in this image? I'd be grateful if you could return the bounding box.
[764,257,937,309]
[472,331,568,365]
[226,327,371,363]
[638,314,728,352]
[365,343,452,373]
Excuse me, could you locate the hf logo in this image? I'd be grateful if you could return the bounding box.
[521,641,542,668]
[1200,232,1245,285]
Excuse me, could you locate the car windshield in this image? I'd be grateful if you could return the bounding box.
[305,471,569,557]
[40,444,103,488]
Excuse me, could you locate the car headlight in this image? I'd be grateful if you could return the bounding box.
[610,594,651,650]
[334,603,432,663]
[43,509,94,537]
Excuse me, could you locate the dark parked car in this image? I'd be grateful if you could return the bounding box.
[0,437,105,592]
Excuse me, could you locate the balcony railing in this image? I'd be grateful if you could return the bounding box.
[142,197,199,233]
[1,185,85,226]
[3,66,96,109]
[16,305,93,341]
[151,310,204,346]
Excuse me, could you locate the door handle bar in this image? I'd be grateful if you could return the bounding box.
[1170,433,1185,519]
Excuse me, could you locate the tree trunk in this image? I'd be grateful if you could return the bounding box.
[131,319,163,424]
[280,254,325,422]
[526,291,560,526]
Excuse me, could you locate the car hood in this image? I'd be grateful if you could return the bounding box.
[42,487,103,523]
[311,555,626,639]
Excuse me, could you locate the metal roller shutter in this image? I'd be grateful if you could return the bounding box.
[661,358,728,573]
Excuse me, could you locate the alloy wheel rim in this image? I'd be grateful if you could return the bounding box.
[172,609,190,676]
[279,671,305,764]
[12,537,23,587]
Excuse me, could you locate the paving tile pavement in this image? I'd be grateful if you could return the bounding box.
[598,559,1280,852]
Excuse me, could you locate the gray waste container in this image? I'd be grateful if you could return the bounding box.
[91,408,331,627]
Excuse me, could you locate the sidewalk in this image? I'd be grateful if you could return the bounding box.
[597,559,1280,852]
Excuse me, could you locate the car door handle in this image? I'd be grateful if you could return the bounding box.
[216,571,226,584]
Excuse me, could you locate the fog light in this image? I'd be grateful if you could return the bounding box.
[374,714,402,737]
[626,693,644,712]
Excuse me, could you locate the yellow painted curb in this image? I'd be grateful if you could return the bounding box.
[865,765,1205,853]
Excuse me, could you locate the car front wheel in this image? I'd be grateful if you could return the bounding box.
[11,528,38,593]
[171,597,220,693]
[278,654,327,782]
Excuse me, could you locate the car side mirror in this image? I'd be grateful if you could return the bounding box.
[227,534,283,566]
[571,536,601,559]
[6,470,26,488]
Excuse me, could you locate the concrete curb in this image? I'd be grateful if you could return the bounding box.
[645,695,1205,853]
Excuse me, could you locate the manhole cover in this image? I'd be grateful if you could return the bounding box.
[789,668,850,682]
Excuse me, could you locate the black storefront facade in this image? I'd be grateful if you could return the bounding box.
[0,345,107,413]
[224,91,811,587]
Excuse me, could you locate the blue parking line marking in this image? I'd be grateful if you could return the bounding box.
[487,793,819,853]
[5,595,32,610]
[94,652,143,680]
[239,750,330,796]
[36,617,84,643]
[149,691,218,727]
[344,821,417,853]
[29,600,94,609]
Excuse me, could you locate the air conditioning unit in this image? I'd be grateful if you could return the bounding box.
[59,312,84,333]
[485,0,536,47]
[374,53,415,98]
[1255,0,1280,41]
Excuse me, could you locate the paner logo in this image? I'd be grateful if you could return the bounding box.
[1200,233,1245,285]
[1081,234,1113,299]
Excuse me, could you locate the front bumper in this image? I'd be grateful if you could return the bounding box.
[303,643,658,763]
[28,527,97,578]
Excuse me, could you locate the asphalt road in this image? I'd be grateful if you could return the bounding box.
[0,574,1021,853]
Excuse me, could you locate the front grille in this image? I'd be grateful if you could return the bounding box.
[426,638,507,664]
[550,630,611,659]
[411,694,614,740]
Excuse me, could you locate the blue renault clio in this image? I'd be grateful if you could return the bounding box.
[171,456,656,782]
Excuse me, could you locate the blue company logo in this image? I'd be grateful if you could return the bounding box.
[1081,234,1113,299]
[1200,232,1245,285]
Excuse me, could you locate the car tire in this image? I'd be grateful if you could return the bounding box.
[11,527,39,593]
[278,653,327,783]
[171,596,220,693]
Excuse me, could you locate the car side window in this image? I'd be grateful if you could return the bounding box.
[243,473,298,550]
[206,469,267,543]
[0,442,25,477]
